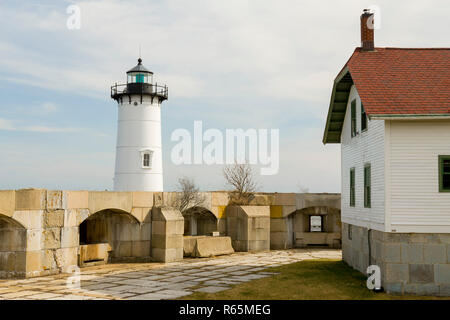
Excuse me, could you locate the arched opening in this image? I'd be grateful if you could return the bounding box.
[0,214,27,278]
[78,209,149,266]
[183,207,218,236]
[288,206,341,248]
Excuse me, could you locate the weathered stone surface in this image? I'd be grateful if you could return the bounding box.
[25,251,42,275]
[404,283,439,295]
[44,210,64,228]
[79,243,111,266]
[15,189,46,211]
[226,206,270,253]
[401,243,423,263]
[46,191,63,210]
[249,194,272,206]
[424,244,446,264]
[0,228,26,252]
[140,223,152,241]
[248,240,270,252]
[343,222,450,296]
[41,228,61,250]
[193,236,234,258]
[270,206,283,219]
[386,263,409,283]
[151,207,184,262]
[384,282,403,294]
[60,227,79,248]
[439,284,450,296]
[296,193,340,210]
[0,190,15,217]
[435,264,450,284]
[272,193,296,206]
[270,232,289,250]
[448,246,450,264]
[12,210,43,230]
[64,191,88,209]
[410,264,434,283]
[131,241,151,257]
[55,247,77,269]
[88,191,132,215]
[211,192,229,206]
[152,247,183,263]
[152,234,183,249]
[383,243,401,263]
[26,229,41,251]
[183,236,205,257]
[75,208,90,226]
[132,192,153,208]
[115,241,131,258]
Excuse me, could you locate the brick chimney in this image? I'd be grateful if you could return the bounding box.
[360,9,374,51]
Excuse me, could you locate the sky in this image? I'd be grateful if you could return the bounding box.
[0,0,448,193]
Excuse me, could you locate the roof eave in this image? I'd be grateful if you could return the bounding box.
[322,66,353,144]
[369,114,450,120]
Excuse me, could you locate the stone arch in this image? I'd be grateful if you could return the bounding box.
[0,213,27,278]
[183,206,218,236]
[287,206,341,248]
[78,208,139,227]
[78,208,149,266]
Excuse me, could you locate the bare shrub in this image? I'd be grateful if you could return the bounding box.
[173,177,205,214]
[223,162,258,205]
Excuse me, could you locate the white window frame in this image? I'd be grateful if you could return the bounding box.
[140,149,154,169]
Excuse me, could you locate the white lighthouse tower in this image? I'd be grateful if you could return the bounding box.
[111,58,168,191]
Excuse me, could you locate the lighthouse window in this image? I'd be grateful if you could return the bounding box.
[142,150,153,168]
[136,73,145,83]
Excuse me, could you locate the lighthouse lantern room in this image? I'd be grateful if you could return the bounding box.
[111,58,168,191]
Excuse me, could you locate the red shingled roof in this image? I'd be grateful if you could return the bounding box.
[346,47,450,115]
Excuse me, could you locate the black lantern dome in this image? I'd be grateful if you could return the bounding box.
[111,58,168,103]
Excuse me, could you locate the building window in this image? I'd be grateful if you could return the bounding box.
[351,100,357,137]
[141,150,154,169]
[348,224,352,240]
[361,103,368,132]
[350,168,355,207]
[364,164,371,208]
[310,216,323,232]
[439,155,450,192]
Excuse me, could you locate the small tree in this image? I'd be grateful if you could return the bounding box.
[223,162,258,205]
[174,177,205,214]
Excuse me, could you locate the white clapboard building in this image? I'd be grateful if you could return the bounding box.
[323,10,450,295]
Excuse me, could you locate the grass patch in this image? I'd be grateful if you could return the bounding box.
[180,259,450,300]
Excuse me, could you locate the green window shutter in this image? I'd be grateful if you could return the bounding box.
[361,103,367,132]
[439,155,450,192]
[350,168,355,207]
[351,100,357,137]
[364,164,371,208]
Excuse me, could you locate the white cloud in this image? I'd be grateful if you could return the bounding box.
[0,117,82,133]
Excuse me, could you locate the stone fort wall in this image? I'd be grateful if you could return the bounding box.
[0,189,340,279]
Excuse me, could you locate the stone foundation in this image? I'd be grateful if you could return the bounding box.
[342,222,450,296]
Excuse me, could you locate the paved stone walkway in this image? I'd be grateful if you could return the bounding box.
[0,249,341,300]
